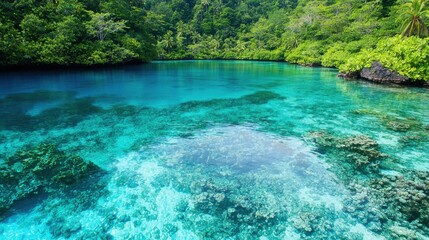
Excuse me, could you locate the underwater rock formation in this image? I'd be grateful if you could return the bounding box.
[368,172,429,228]
[307,131,385,173]
[352,109,425,133]
[307,131,429,237]
[177,91,285,112]
[0,92,101,131]
[142,126,352,238]
[345,170,429,238]
[0,143,100,215]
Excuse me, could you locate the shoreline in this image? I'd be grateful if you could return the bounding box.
[0,60,148,72]
[1,59,428,88]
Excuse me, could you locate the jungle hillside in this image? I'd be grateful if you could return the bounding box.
[1,0,429,81]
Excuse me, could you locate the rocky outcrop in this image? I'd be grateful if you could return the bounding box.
[359,61,409,84]
[337,71,360,80]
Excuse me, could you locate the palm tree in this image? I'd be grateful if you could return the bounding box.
[162,30,175,53]
[400,0,429,37]
[202,0,210,12]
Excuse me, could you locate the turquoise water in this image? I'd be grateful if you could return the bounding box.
[0,61,428,239]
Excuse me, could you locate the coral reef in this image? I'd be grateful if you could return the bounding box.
[184,174,315,239]
[291,212,331,234]
[0,90,77,131]
[188,178,279,229]
[35,98,102,129]
[307,131,385,174]
[344,170,429,238]
[177,91,285,112]
[308,130,429,238]
[0,143,100,215]
[352,109,425,133]
[369,172,429,227]
[0,97,101,132]
[0,82,427,239]
[140,126,359,239]
[240,91,286,104]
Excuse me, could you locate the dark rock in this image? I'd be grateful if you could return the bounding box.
[360,62,409,84]
[338,71,360,80]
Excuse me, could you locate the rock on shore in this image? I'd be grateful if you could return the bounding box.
[360,62,409,84]
[338,61,414,85]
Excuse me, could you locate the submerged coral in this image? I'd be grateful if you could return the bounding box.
[188,178,279,230]
[369,172,429,227]
[307,131,429,238]
[352,109,424,133]
[240,91,286,104]
[177,91,285,112]
[0,90,78,131]
[35,98,102,129]
[307,131,385,174]
[133,126,359,239]
[344,170,429,238]
[0,143,100,215]
[0,76,427,239]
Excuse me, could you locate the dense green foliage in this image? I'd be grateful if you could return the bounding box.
[0,0,156,65]
[151,0,429,81]
[340,36,429,81]
[153,0,397,61]
[1,0,429,81]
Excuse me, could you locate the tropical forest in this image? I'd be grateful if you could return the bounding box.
[0,0,428,81]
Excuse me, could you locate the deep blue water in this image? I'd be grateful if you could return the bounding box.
[0,61,428,239]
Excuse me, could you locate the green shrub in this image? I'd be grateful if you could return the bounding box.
[340,36,429,81]
[285,41,325,65]
[321,43,351,67]
[339,49,375,73]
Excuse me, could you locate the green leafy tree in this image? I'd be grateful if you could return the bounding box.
[87,12,127,41]
[20,14,46,40]
[0,21,22,65]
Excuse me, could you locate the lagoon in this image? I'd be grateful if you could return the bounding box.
[0,61,428,239]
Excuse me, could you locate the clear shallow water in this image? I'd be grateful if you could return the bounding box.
[0,61,428,239]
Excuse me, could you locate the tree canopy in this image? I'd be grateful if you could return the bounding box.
[0,0,156,65]
[1,0,429,81]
